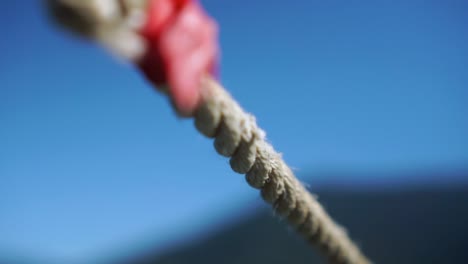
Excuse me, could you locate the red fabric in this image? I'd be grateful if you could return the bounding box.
[139,0,219,115]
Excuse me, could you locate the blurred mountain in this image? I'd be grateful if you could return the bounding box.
[116,179,468,264]
[3,171,468,264]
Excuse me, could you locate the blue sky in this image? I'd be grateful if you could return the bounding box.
[1,0,467,262]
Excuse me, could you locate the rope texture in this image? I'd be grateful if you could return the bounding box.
[47,1,371,262]
[193,77,371,264]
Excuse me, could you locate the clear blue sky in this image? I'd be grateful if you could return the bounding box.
[1,0,467,262]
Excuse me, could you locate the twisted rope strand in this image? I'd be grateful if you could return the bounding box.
[46,1,371,262]
[193,76,370,264]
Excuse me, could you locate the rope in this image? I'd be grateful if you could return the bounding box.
[46,1,371,263]
[194,76,370,264]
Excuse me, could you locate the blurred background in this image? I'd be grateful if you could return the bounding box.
[1,0,468,263]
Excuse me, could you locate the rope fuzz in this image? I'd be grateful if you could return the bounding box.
[46,1,371,262]
[194,77,371,264]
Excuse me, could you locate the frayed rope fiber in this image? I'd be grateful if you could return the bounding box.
[46,0,371,262]
[193,76,370,264]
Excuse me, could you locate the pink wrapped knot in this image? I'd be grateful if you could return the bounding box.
[139,0,219,115]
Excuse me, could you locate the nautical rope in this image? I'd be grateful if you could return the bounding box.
[46,0,371,263]
[194,76,370,264]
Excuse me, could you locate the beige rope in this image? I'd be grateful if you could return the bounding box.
[46,1,371,263]
[192,76,370,264]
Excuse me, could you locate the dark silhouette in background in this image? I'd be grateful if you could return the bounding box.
[2,171,467,264]
[115,171,468,264]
